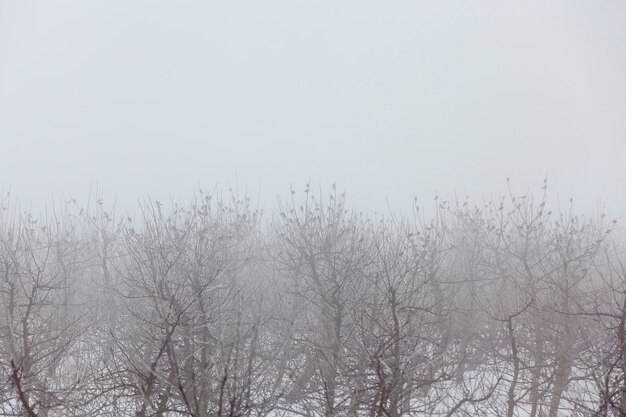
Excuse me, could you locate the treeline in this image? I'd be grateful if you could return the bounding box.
[0,184,625,417]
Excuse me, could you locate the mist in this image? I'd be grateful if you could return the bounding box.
[2,2,626,416]
[1,1,625,215]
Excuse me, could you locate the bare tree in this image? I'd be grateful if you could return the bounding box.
[273,185,373,417]
[108,191,276,417]
[0,198,90,416]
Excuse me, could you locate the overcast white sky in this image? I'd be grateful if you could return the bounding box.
[1,1,625,216]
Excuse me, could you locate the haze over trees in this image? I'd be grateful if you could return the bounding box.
[1,182,625,417]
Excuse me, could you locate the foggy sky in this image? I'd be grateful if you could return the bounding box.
[1,1,625,216]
